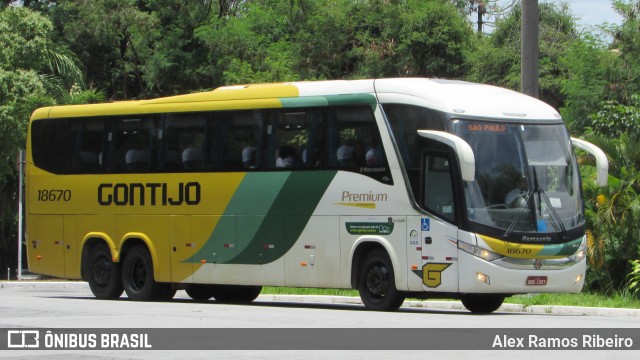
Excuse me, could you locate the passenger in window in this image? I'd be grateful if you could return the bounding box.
[337,139,355,167]
[182,147,203,170]
[302,147,320,168]
[125,149,150,171]
[366,140,383,167]
[276,145,295,168]
[242,145,258,169]
[505,176,528,207]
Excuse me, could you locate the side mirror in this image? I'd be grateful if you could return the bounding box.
[571,137,609,187]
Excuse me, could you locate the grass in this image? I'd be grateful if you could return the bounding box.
[505,292,640,309]
[262,287,640,309]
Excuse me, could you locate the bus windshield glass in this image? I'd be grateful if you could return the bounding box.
[450,119,583,235]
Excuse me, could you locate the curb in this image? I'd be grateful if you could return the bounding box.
[4,281,640,317]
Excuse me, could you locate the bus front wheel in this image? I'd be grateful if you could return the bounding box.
[358,249,405,311]
[121,245,170,301]
[86,243,124,299]
[460,294,505,314]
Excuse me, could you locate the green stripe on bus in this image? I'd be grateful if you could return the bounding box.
[538,237,583,257]
[186,172,289,264]
[186,171,336,265]
[280,94,377,108]
[226,171,336,264]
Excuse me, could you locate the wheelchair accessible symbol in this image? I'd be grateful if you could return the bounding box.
[421,218,430,231]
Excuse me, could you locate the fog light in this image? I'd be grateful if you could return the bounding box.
[476,272,490,285]
[575,274,583,283]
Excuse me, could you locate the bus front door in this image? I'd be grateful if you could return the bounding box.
[419,150,459,293]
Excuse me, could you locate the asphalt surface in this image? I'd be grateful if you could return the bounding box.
[2,281,640,318]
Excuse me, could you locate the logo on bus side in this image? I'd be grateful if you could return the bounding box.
[422,263,451,288]
[335,190,388,209]
[97,182,201,206]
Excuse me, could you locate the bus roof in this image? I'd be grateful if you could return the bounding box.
[31,78,561,121]
[371,78,561,120]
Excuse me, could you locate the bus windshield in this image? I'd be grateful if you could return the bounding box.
[450,119,584,236]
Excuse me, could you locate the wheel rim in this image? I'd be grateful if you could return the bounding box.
[129,257,147,291]
[366,263,390,298]
[92,255,111,286]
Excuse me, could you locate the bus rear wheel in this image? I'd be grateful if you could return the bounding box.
[86,243,124,299]
[358,249,405,311]
[460,294,505,314]
[121,245,168,301]
[211,285,262,303]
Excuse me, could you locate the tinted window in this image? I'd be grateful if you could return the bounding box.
[210,110,264,171]
[104,117,157,172]
[325,106,392,183]
[382,104,445,169]
[68,118,105,173]
[163,113,207,172]
[266,109,322,169]
[31,119,68,174]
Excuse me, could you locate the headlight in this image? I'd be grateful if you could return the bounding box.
[457,241,504,262]
[569,236,587,263]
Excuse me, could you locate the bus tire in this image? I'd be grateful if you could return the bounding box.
[86,243,124,299]
[358,248,405,311]
[460,294,505,314]
[211,285,262,303]
[186,284,217,301]
[121,245,165,301]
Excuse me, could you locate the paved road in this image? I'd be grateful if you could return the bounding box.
[1,282,639,360]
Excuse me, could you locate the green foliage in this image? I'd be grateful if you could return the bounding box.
[52,0,161,99]
[0,5,91,278]
[562,1,640,133]
[588,95,640,137]
[581,132,640,292]
[558,35,618,132]
[628,260,640,296]
[468,2,579,110]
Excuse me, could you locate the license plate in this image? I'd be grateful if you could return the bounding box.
[526,276,547,286]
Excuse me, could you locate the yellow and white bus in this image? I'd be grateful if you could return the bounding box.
[26,78,608,313]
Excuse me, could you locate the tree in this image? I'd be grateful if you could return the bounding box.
[51,0,160,99]
[467,2,579,110]
[0,6,86,278]
[581,131,640,292]
[560,1,640,132]
[451,0,518,33]
[195,0,300,85]
[292,0,474,80]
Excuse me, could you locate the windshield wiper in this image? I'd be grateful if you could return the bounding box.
[504,187,535,237]
[536,186,568,241]
[504,169,569,240]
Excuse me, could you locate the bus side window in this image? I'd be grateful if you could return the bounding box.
[383,104,446,199]
[325,106,391,183]
[69,118,105,173]
[209,110,264,171]
[106,117,156,173]
[30,118,69,174]
[265,109,321,170]
[163,113,207,172]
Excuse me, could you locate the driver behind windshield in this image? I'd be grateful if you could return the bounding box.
[505,175,528,207]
